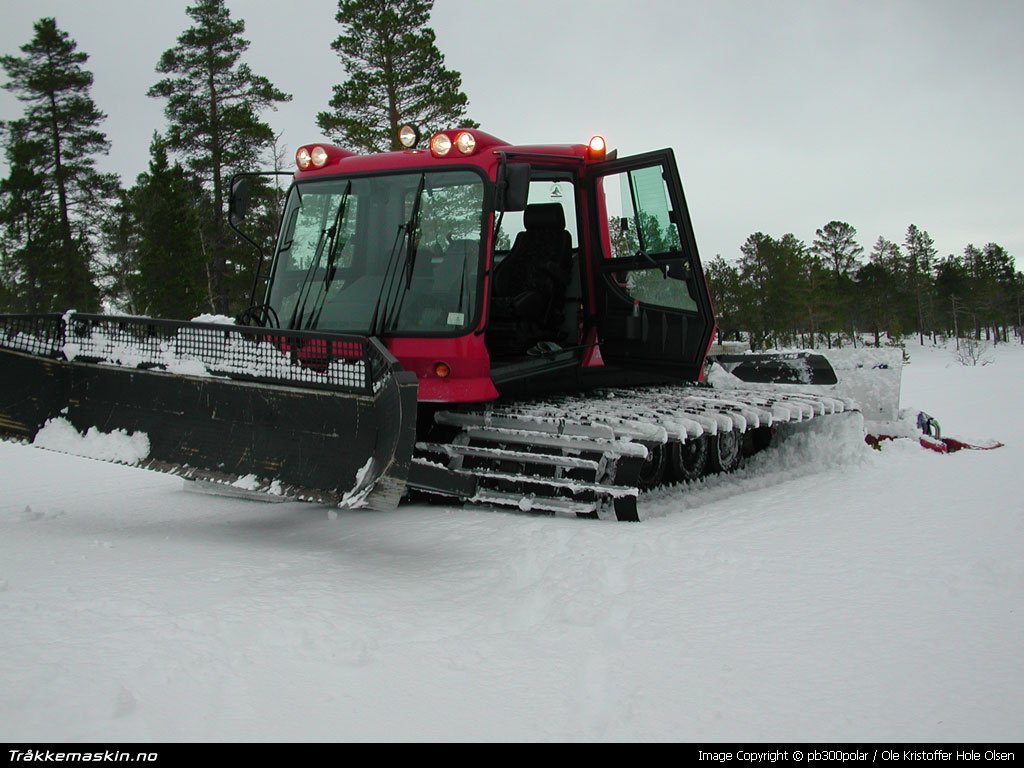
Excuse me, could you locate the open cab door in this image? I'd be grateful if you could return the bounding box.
[587,150,715,381]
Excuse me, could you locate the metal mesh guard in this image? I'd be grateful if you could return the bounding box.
[0,312,395,396]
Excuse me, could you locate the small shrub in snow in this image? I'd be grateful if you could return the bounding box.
[954,337,993,367]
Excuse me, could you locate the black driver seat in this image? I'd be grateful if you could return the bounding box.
[490,203,573,353]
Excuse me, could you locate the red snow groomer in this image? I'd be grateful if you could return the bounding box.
[0,128,969,520]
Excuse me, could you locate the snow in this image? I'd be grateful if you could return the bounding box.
[337,457,376,509]
[1,339,1021,741]
[230,474,260,492]
[32,417,151,465]
[3,332,58,355]
[707,347,904,423]
[190,314,236,325]
[163,358,209,377]
[56,319,367,387]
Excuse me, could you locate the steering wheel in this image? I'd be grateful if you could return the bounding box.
[236,303,280,329]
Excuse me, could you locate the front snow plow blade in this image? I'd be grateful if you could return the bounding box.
[0,313,418,510]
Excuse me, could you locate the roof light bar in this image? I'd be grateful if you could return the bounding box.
[398,124,420,149]
[454,131,476,155]
[430,132,452,157]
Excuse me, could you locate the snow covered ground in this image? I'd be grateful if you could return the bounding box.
[1,340,1021,742]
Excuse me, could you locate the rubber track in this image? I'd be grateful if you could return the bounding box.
[417,384,858,521]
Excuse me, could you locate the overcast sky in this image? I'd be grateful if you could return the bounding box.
[2,0,1022,268]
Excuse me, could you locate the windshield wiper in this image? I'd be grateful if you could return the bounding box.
[287,181,352,330]
[402,174,427,292]
[368,224,407,337]
[307,180,353,328]
[369,173,427,336]
[323,180,352,284]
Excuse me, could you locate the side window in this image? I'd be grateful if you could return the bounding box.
[600,163,696,312]
[495,180,578,250]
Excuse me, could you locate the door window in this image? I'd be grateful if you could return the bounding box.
[605,164,682,259]
[620,263,697,312]
[601,163,696,312]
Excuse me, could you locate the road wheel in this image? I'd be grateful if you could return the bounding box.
[709,429,743,473]
[668,437,708,483]
[636,442,667,491]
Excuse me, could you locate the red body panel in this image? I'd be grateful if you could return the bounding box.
[386,335,497,403]
[293,133,592,183]
[284,132,628,404]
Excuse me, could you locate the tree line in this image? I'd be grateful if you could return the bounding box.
[2,1,1019,343]
[0,0,472,318]
[706,221,1023,350]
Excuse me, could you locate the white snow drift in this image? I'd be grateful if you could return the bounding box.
[1,339,1020,741]
[33,417,150,465]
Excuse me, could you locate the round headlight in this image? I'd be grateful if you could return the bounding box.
[430,132,452,157]
[398,124,420,149]
[296,147,312,170]
[454,131,476,155]
[311,145,328,167]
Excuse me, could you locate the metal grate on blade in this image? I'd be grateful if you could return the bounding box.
[0,314,64,357]
[0,312,397,396]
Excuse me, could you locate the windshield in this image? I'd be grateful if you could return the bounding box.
[268,169,486,334]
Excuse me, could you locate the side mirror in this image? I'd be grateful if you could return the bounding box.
[496,163,530,212]
[665,260,692,281]
[229,177,251,227]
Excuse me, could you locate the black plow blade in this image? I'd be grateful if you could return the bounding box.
[0,313,417,511]
[711,352,839,385]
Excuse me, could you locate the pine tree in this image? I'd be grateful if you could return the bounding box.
[933,252,969,342]
[738,232,807,349]
[799,250,830,348]
[318,0,476,152]
[868,236,903,273]
[904,224,937,344]
[961,242,1018,343]
[98,188,142,313]
[856,261,893,347]
[0,249,13,310]
[810,221,863,346]
[131,135,208,318]
[776,233,812,346]
[862,236,904,344]
[0,17,115,311]
[149,0,290,314]
[981,243,1016,341]
[811,221,863,281]
[0,122,63,311]
[705,255,744,342]
[738,233,774,349]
